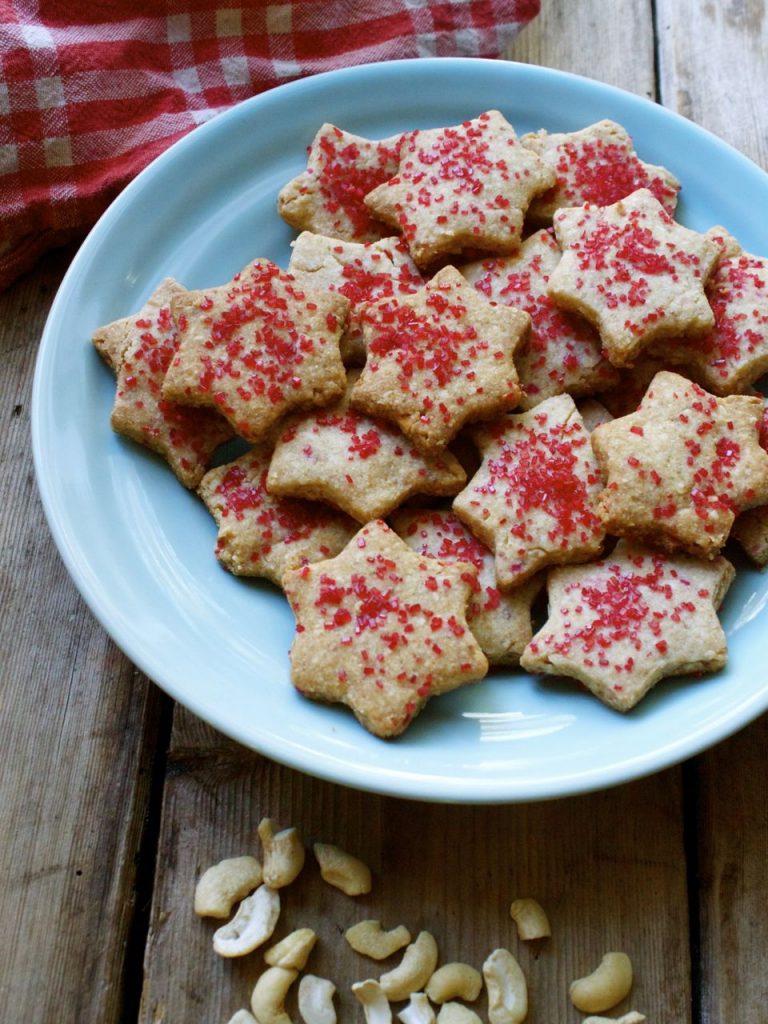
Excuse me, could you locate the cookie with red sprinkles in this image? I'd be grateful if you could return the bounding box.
[92,278,234,488]
[521,119,680,223]
[590,370,768,558]
[278,123,402,242]
[287,231,424,365]
[548,188,720,367]
[462,228,618,408]
[521,540,735,712]
[198,446,356,585]
[266,372,466,523]
[283,518,488,738]
[452,393,606,588]
[365,110,557,267]
[162,259,349,443]
[391,508,542,666]
[351,264,529,454]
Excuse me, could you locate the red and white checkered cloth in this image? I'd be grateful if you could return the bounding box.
[0,0,539,290]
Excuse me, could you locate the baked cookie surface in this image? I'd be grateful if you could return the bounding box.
[548,188,720,367]
[365,110,556,267]
[283,519,488,738]
[452,393,605,588]
[162,259,348,442]
[351,264,528,453]
[591,371,768,557]
[521,540,735,712]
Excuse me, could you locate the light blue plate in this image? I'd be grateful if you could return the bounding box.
[32,58,768,802]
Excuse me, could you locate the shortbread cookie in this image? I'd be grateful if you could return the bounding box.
[163,259,348,443]
[521,119,680,223]
[287,232,424,365]
[596,355,673,417]
[591,371,768,557]
[92,278,234,488]
[283,519,488,738]
[462,229,617,408]
[198,446,357,584]
[391,508,542,665]
[365,110,556,267]
[266,373,466,523]
[548,188,720,367]
[521,540,735,711]
[278,124,402,242]
[577,398,613,433]
[453,393,605,588]
[351,265,528,453]
[732,507,768,566]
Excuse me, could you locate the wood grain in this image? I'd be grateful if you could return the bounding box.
[0,251,169,1023]
[656,2,768,1019]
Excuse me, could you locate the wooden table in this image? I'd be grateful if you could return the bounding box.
[2,3,767,1021]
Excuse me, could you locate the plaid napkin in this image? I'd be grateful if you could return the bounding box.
[0,0,539,290]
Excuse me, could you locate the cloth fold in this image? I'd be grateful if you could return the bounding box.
[0,0,539,290]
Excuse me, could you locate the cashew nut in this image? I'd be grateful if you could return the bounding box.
[194,855,263,918]
[227,1012,259,1024]
[436,1004,482,1024]
[352,979,392,1024]
[298,975,337,1024]
[583,1014,645,1024]
[346,920,412,960]
[314,842,372,896]
[212,884,281,958]
[508,898,551,941]
[265,928,317,970]
[569,952,633,1014]
[379,931,439,1001]
[482,948,527,1024]
[258,818,306,889]
[425,963,482,1004]
[397,993,436,1024]
[251,966,299,1024]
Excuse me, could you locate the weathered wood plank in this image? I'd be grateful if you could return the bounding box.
[656,3,768,1018]
[0,251,169,1023]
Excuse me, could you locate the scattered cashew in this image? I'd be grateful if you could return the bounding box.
[482,948,528,1024]
[583,1014,645,1024]
[314,843,372,896]
[298,975,337,1024]
[258,819,306,889]
[436,1004,482,1024]
[509,899,551,941]
[346,920,412,960]
[570,952,633,1014]
[425,963,482,1004]
[194,855,263,918]
[226,1011,258,1024]
[265,928,317,970]
[352,979,392,1024]
[251,966,299,1024]
[212,884,281,958]
[397,993,436,1024]
[379,931,439,1001]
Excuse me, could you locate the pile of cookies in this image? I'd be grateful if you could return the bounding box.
[93,110,768,738]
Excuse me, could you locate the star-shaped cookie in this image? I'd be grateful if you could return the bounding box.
[365,110,556,267]
[351,265,529,453]
[287,231,424,365]
[590,371,768,557]
[92,278,234,488]
[162,259,349,442]
[283,519,488,738]
[391,509,542,666]
[278,123,403,242]
[198,446,357,585]
[266,372,466,523]
[521,119,680,223]
[462,228,618,408]
[548,188,720,367]
[452,394,605,588]
[521,540,735,711]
